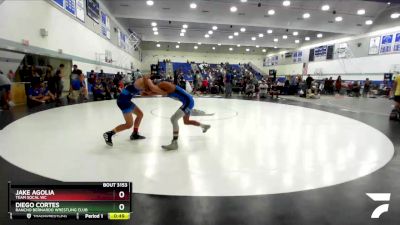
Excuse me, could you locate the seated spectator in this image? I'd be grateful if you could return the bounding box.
[93,78,106,101]
[245,82,255,97]
[259,80,268,98]
[200,78,209,94]
[28,81,54,106]
[352,81,361,97]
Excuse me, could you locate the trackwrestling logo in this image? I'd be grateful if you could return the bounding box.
[366,193,391,219]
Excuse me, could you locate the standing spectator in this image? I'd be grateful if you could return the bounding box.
[88,70,97,93]
[68,66,87,102]
[306,75,313,90]
[335,76,342,94]
[54,64,65,101]
[224,70,233,98]
[391,75,400,120]
[363,78,371,97]
[259,80,268,98]
[44,65,57,100]
[0,71,14,110]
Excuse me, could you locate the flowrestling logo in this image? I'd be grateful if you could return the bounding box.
[366,193,391,219]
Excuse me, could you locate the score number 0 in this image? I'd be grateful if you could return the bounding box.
[118,191,125,211]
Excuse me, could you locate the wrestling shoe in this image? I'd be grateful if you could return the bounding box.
[201,124,211,133]
[130,133,146,140]
[103,132,113,146]
[162,140,178,151]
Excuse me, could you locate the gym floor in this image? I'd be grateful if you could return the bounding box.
[1,95,399,225]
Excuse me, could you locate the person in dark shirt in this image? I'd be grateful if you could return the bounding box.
[306,75,313,90]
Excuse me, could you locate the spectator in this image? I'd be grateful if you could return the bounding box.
[88,70,97,92]
[68,66,84,103]
[93,78,106,101]
[54,64,65,101]
[259,80,268,98]
[0,71,13,110]
[391,75,400,120]
[352,81,361,97]
[363,78,371,98]
[306,75,313,90]
[335,76,342,94]
[225,70,233,98]
[44,65,57,101]
[28,81,54,106]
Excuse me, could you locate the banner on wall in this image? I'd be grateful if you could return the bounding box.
[54,0,64,8]
[64,0,76,16]
[101,11,111,40]
[314,45,327,58]
[394,33,400,52]
[76,0,85,22]
[369,37,380,55]
[380,34,393,54]
[87,0,100,23]
[293,51,302,63]
[337,43,348,58]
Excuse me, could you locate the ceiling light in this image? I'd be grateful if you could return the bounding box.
[305,37,310,41]
[241,0,247,2]
[262,49,266,52]
[274,46,277,49]
[229,35,233,39]
[146,0,154,6]
[365,20,373,25]
[234,32,239,36]
[212,47,216,50]
[208,30,213,35]
[335,16,343,22]
[152,27,158,31]
[274,38,279,42]
[283,35,288,39]
[156,43,160,47]
[181,29,186,33]
[267,29,273,34]
[295,40,300,43]
[321,5,330,11]
[194,46,198,49]
[178,42,181,44]
[154,31,159,35]
[212,26,218,30]
[182,24,188,29]
[317,33,323,38]
[230,6,237,12]
[282,1,291,7]
[151,22,157,27]
[240,27,246,32]
[190,3,197,9]
[218,43,221,46]
[391,13,400,19]
[268,9,275,15]
[180,33,185,36]
[176,45,180,49]
[246,48,250,52]
[198,42,202,45]
[303,13,310,19]
[357,9,366,15]
[258,33,264,38]
[256,45,260,48]
[251,37,256,41]
[236,44,240,47]
[229,48,233,51]
[205,34,210,38]
[293,31,298,36]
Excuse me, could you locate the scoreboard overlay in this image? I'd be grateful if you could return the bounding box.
[8,182,132,220]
